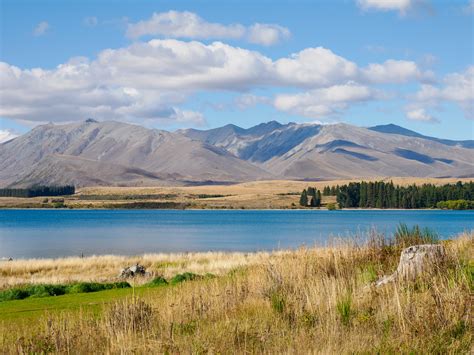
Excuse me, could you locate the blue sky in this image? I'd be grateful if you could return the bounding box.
[0,0,473,140]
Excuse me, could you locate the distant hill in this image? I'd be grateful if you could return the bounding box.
[1,120,472,187]
[0,120,272,187]
[369,124,474,149]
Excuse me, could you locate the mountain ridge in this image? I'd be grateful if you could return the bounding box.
[1,119,472,187]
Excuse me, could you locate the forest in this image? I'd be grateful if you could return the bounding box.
[0,186,75,198]
[300,181,474,209]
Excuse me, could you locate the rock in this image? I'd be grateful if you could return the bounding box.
[376,244,445,287]
[119,263,147,278]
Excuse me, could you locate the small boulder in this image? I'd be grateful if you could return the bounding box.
[376,244,445,287]
[119,263,147,278]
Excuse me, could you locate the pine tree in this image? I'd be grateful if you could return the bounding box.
[299,189,308,207]
[316,190,322,207]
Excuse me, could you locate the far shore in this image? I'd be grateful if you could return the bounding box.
[1,177,472,210]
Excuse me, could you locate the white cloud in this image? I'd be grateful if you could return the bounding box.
[273,83,379,118]
[410,66,474,120]
[83,16,98,27]
[357,0,433,15]
[362,59,433,83]
[0,39,431,125]
[357,0,414,14]
[127,11,245,40]
[33,21,49,36]
[126,11,290,46]
[0,129,18,143]
[247,24,290,46]
[405,108,438,123]
[274,47,359,87]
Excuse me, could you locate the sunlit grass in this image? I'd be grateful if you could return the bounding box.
[0,230,472,353]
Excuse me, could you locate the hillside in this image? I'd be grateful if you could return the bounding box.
[0,120,272,187]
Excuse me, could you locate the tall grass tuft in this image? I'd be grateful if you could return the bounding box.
[394,223,439,248]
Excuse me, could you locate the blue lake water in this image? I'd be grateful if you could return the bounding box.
[0,209,472,259]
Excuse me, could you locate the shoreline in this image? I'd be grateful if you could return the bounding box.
[0,206,472,211]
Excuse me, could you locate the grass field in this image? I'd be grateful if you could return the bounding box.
[1,230,472,353]
[1,177,472,209]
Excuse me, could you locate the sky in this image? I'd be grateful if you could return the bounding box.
[0,0,473,141]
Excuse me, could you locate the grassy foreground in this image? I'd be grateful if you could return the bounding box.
[0,231,472,353]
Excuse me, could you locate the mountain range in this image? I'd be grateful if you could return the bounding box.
[1,119,473,187]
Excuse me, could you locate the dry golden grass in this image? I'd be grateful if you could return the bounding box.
[0,251,286,289]
[1,231,472,353]
[1,177,471,209]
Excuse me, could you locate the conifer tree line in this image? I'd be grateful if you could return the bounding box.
[0,185,75,198]
[299,187,322,207]
[329,181,473,209]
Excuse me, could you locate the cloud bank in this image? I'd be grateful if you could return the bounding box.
[126,11,290,46]
[0,39,435,124]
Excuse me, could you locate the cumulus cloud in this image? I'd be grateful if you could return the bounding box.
[410,66,474,120]
[273,83,380,118]
[357,0,414,14]
[274,47,359,87]
[0,129,18,143]
[362,59,434,83]
[0,39,432,125]
[33,21,49,36]
[126,11,290,46]
[247,23,291,46]
[405,108,438,123]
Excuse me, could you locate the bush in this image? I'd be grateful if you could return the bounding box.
[145,277,168,287]
[326,203,337,210]
[170,272,201,284]
[437,200,474,210]
[27,284,67,297]
[0,288,30,301]
[0,282,131,302]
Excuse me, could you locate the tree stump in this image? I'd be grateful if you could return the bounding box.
[376,244,445,287]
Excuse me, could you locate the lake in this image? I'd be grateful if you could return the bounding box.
[0,209,472,259]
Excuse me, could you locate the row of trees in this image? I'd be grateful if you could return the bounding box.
[332,181,474,209]
[299,187,322,207]
[0,186,75,198]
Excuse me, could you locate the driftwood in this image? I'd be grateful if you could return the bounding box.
[376,244,445,287]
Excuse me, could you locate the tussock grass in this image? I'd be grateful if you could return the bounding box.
[1,230,472,353]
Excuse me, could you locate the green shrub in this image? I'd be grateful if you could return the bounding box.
[27,284,67,297]
[0,282,131,302]
[170,272,201,284]
[437,200,474,210]
[326,203,337,210]
[145,277,168,287]
[0,288,30,301]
